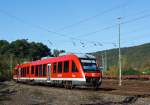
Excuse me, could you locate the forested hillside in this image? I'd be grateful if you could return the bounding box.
[0,39,64,81]
[94,43,150,75]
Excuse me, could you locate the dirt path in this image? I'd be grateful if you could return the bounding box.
[0,80,150,105]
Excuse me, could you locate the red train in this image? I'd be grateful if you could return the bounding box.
[13,53,102,89]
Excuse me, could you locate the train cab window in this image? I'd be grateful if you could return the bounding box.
[58,62,62,73]
[72,61,78,72]
[39,65,42,76]
[43,64,47,76]
[35,65,39,76]
[27,67,29,74]
[31,66,34,74]
[64,61,69,72]
[53,63,57,73]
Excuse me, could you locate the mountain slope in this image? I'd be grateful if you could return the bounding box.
[93,43,150,74]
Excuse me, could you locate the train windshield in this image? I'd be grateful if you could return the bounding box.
[80,59,97,72]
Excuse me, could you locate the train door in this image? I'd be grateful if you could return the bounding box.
[17,68,21,81]
[47,64,51,81]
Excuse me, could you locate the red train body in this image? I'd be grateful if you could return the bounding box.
[13,53,102,88]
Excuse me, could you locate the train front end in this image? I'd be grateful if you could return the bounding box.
[79,54,102,89]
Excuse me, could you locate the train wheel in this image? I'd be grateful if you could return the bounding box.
[64,81,73,89]
[63,81,67,88]
[93,78,102,90]
[69,81,73,89]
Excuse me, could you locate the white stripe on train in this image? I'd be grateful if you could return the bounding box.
[13,77,86,81]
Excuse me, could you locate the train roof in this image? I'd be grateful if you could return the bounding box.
[74,53,95,59]
[16,53,96,67]
[59,53,95,59]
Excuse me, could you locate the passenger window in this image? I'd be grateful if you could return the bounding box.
[72,61,78,72]
[31,66,34,74]
[58,62,62,73]
[24,67,26,76]
[53,63,57,73]
[39,65,42,76]
[43,64,47,76]
[27,67,29,74]
[23,68,25,77]
[64,61,69,72]
[35,65,38,76]
[22,68,24,76]
[21,68,23,77]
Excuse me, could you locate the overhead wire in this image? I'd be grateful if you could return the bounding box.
[0,6,150,49]
[75,13,150,38]
[0,3,131,44]
[68,9,149,38]
[0,9,69,38]
[55,1,130,31]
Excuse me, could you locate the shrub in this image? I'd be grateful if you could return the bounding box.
[122,69,141,75]
[142,69,150,74]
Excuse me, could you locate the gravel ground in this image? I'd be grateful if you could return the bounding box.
[0,80,150,105]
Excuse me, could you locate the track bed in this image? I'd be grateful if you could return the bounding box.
[0,80,150,105]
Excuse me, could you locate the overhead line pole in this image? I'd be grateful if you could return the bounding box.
[118,17,122,86]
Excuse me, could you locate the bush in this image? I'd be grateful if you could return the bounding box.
[142,69,150,74]
[122,69,141,75]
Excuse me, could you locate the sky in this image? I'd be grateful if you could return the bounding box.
[0,0,150,53]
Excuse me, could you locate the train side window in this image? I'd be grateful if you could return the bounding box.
[72,61,78,72]
[25,67,26,76]
[22,68,24,76]
[31,66,34,74]
[53,63,57,73]
[21,68,23,77]
[39,65,42,76]
[64,61,69,72]
[43,64,47,76]
[27,67,29,74]
[23,68,25,76]
[24,67,26,76]
[58,62,62,73]
[35,65,38,76]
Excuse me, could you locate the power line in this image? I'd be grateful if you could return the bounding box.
[64,10,150,38]
[76,13,150,38]
[0,8,99,46]
[56,2,130,31]
[66,10,147,37]
[122,9,148,19]
[0,8,149,48]
[121,25,150,40]
[0,9,70,38]
[77,24,117,37]
[121,13,150,25]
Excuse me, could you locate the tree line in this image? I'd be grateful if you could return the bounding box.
[0,39,65,81]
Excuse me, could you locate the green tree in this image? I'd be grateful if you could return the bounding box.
[0,39,53,81]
